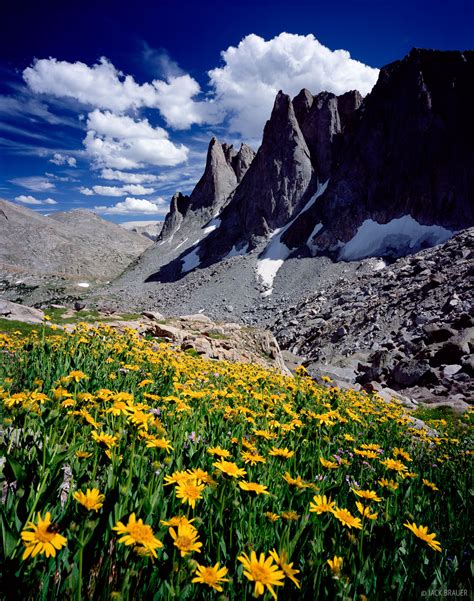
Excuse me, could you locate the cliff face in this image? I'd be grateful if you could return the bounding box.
[283,49,474,256]
[157,138,255,244]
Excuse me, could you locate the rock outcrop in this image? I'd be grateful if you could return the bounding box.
[143,313,289,374]
[0,299,45,324]
[284,48,474,257]
[157,138,255,244]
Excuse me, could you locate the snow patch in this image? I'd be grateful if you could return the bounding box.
[181,241,202,273]
[76,282,90,288]
[339,216,454,261]
[226,243,249,258]
[174,237,189,251]
[202,217,221,235]
[373,260,386,271]
[256,180,329,294]
[307,222,323,252]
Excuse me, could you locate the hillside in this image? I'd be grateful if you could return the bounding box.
[0,201,151,281]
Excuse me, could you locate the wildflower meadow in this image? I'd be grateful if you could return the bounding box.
[0,323,472,599]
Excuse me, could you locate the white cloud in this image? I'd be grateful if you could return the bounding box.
[93,197,169,215]
[10,176,55,191]
[23,56,216,132]
[208,33,379,138]
[15,194,57,205]
[100,168,158,184]
[14,194,41,205]
[23,57,159,113]
[49,152,77,167]
[79,187,94,196]
[152,74,221,129]
[22,35,379,162]
[84,110,188,168]
[80,184,155,196]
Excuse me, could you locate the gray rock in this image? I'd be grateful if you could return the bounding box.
[0,200,152,281]
[392,359,432,387]
[443,364,462,377]
[423,323,456,344]
[461,355,474,376]
[142,311,165,321]
[0,299,44,324]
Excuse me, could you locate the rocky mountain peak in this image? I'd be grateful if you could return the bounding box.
[201,90,316,255]
[157,192,190,242]
[292,88,314,124]
[295,89,362,183]
[283,48,474,258]
[231,143,256,182]
[158,137,255,245]
[187,136,239,216]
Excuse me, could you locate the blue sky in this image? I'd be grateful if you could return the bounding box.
[1,0,472,222]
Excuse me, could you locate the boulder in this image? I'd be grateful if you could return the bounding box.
[0,299,44,324]
[392,359,432,387]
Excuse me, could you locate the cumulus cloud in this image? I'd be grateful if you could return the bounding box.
[208,32,379,138]
[152,74,222,129]
[100,168,158,184]
[49,152,77,167]
[15,195,57,205]
[22,56,213,130]
[80,184,155,196]
[93,197,169,215]
[23,56,219,132]
[23,57,159,113]
[84,110,188,168]
[10,176,55,191]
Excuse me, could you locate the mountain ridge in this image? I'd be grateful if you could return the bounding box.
[0,199,152,281]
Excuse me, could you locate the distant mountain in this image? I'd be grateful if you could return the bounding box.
[0,201,152,280]
[102,47,473,312]
[120,220,163,241]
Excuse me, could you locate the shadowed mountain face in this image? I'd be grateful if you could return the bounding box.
[284,48,474,253]
[114,48,474,292]
[157,138,255,244]
[0,201,152,280]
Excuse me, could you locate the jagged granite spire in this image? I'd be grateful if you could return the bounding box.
[158,138,255,243]
[296,89,362,182]
[228,91,316,238]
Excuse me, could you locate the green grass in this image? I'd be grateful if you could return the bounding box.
[0,318,63,337]
[46,307,141,325]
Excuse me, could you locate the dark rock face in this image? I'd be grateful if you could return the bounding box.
[158,138,255,243]
[285,48,474,255]
[158,192,190,242]
[187,137,238,217]
[198,91,318,259]
[297,90,362,183]
[231,143,256,183]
